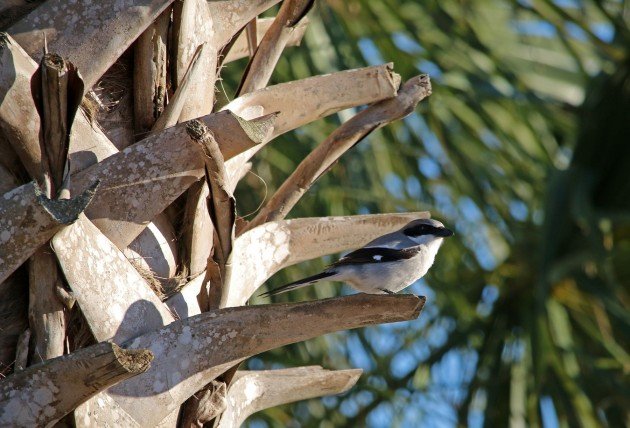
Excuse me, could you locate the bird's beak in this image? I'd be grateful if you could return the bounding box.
[437,227,454,237]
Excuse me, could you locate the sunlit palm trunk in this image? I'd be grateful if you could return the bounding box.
[0,1,431,426]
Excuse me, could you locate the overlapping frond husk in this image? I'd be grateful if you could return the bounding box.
[0,272,28,375]
[180,181,214,278]
[237,0,314,95]
[124,213,179,281]
[224,64,400,138]
[151,44,205,133]
[207,0,283,48]
[0,342,153,427]
[165,274,205,320]
[86,294,424,427]
[0,32,118,178]
[0,0,45,30]
[74,393,142,428]
[0,33,177,307]
[134,7,171,136]
[168,57,214,279]
[180,379,227,426]
[171,1,282,320]
[217,366,362,427]
[0,144,22,192]
[28,50,85,364]
[172,0,214,121]
[0,181,97,283]
[69,113,275,249]
[0,33,45,184]
[28,247,66,364]
[223,17,308,64]
[51,214,175,344]
[0,2,437,424]
[186,120,236,308]
[224,64,400,189]
[9,0,175,90]
[173,0,281,120]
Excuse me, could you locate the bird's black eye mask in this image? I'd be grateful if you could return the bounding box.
[403,224,434,237]
[403,224,452,237]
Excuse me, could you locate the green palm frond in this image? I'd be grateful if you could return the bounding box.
[235,1,629,426]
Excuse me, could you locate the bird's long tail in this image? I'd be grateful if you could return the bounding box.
[259,270,338,297]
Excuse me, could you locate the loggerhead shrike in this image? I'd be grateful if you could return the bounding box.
[260,218,453,297]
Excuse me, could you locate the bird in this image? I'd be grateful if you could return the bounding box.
[259,218,453,297]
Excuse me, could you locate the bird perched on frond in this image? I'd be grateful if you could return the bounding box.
[260,218,453,297]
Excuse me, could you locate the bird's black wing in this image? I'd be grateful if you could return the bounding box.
[331,246,422,267]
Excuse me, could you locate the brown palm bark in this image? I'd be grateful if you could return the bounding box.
[0,2,434,426]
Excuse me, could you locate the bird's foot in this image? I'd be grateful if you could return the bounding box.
[378,288,395,295]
